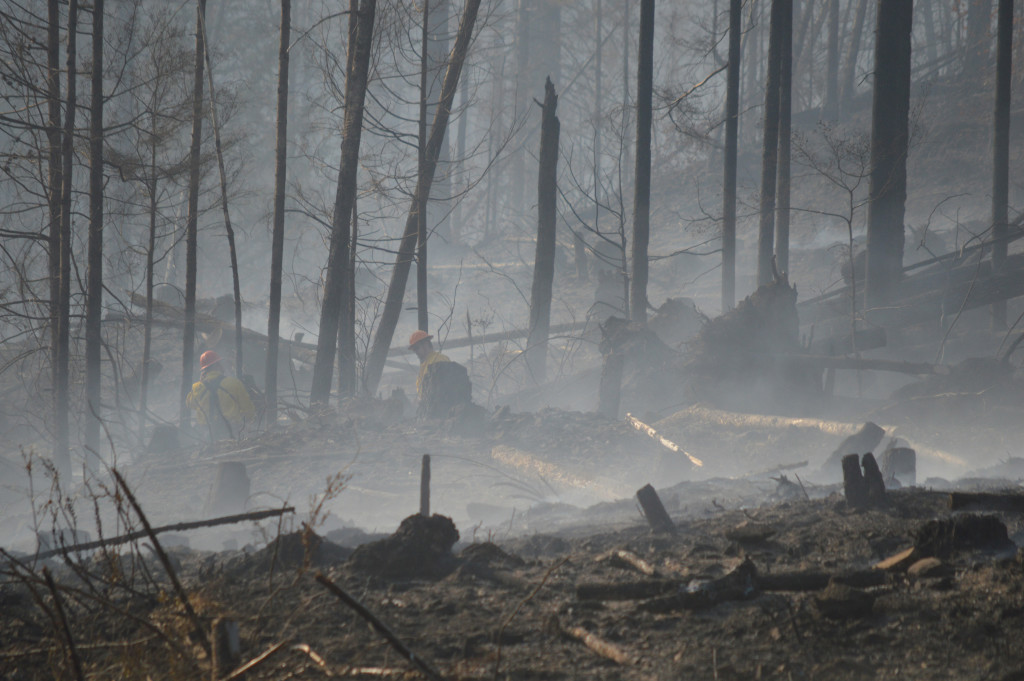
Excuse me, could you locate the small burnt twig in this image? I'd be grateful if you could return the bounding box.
[494,557,569,679]
[113,469,211,657]
[42,567,84,681]
[314,573,444,681]
[221,641,288,680]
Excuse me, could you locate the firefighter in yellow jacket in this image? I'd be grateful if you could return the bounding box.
[187,351,256,440]
[408,330,449,397]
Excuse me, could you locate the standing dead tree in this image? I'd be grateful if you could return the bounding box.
[526,78,559,384]
[990,0,1013,329]
[84,0,105,457]
[266,0,291,423]
[310,0,377,407]
[179,0,207,427]
[721,0,741,312]
[864,0,912,309]
[363,0,482,397]
[630,0,654,324]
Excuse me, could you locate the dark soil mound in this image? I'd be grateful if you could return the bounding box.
[348,514,460,581]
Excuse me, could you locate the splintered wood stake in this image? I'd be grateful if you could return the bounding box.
[420,454,431,517]
[636,484,677,534]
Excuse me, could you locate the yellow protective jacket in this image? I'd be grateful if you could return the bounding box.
[417,351,450,396]
[186,370,256,438]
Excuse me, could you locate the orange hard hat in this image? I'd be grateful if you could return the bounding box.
[408,330,433,349]
[199,350,223,371]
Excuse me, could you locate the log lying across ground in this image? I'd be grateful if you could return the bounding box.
[626,413,703,467]
[950,491,1024,512]
[33,506,295,560]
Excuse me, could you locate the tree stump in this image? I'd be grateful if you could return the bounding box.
[636,484,676,534]
[880,446,915,487]
[205,462,250,517]
[842,453,867,509]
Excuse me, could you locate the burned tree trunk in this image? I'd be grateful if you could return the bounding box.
[526,78,560,384]
[417,0,429,333]
[991,0,1012,329]
[839,0,869,110]
[721,0,741,312]
[338,0,361,399]
[363,0,481,397]
[774,0,793,275]
[865,0,912,308]
[757,0,784,286]
[265,0,291,423]
[200,12,244,380]
[310,0,376,406]
[822,0,839,120]
[180,0,207,427]
[630,0,655,324]
[49,0,71,476]
[84,0,105,456]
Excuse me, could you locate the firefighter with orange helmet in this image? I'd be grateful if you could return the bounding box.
[186,350,256,440]
[408,330,450,397]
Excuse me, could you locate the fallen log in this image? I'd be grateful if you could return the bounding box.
[557,621,638,666]
[576,580,678,601]
[607,549,659,577]
[639,559,757,613]
[758,570,888,592]
[34,506,295,560]
[949,491,1024,512]
[391,320,590,356]
[660,406,968,469]
[626,413,703,467]
[315,573,445,681]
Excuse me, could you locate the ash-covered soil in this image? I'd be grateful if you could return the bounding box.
[4,484,1024,681]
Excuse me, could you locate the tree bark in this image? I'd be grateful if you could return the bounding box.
[362,0,482,397]
[179,0,207,427]
[198,11,245,381]
[991,0,1013,329]
[722,0,741,312]
[417,0,430,332]
[526,78,559,384]
[84,0,105,456]
[839,0,869,110]
[337,0,361,399]
[310,0,377,406]
[865,0,912,308]
[48,0,70,476]
[757,0,785,286]
[630,0,655,324]
[265,0,291,423]
[588,0,602,284]
[774,0,793,275]
[426,0,451,244]
[55,0,79,476]
[823,0,839,119]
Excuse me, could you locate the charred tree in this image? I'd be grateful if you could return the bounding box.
[56,0,79,475]
[337,0,361,399]
[722,0,741,312]
[48,0,70,475]
[630,0,654,324]
[84,0,105,456]
[199,12,244,380]
[822,0,839,120]
[757,0,784,286]
[774,0,793,275]
[417,0,430,332]
[588,0,603,284]
[265,0,291,423]
[991,0,1013,329]
[840,0,869,110]
[310,0,376,406]
[179,0,207,427]
[526,78,559,384]
[426,0,451,244]
[363,0,481,396]
[865,0,912,308]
